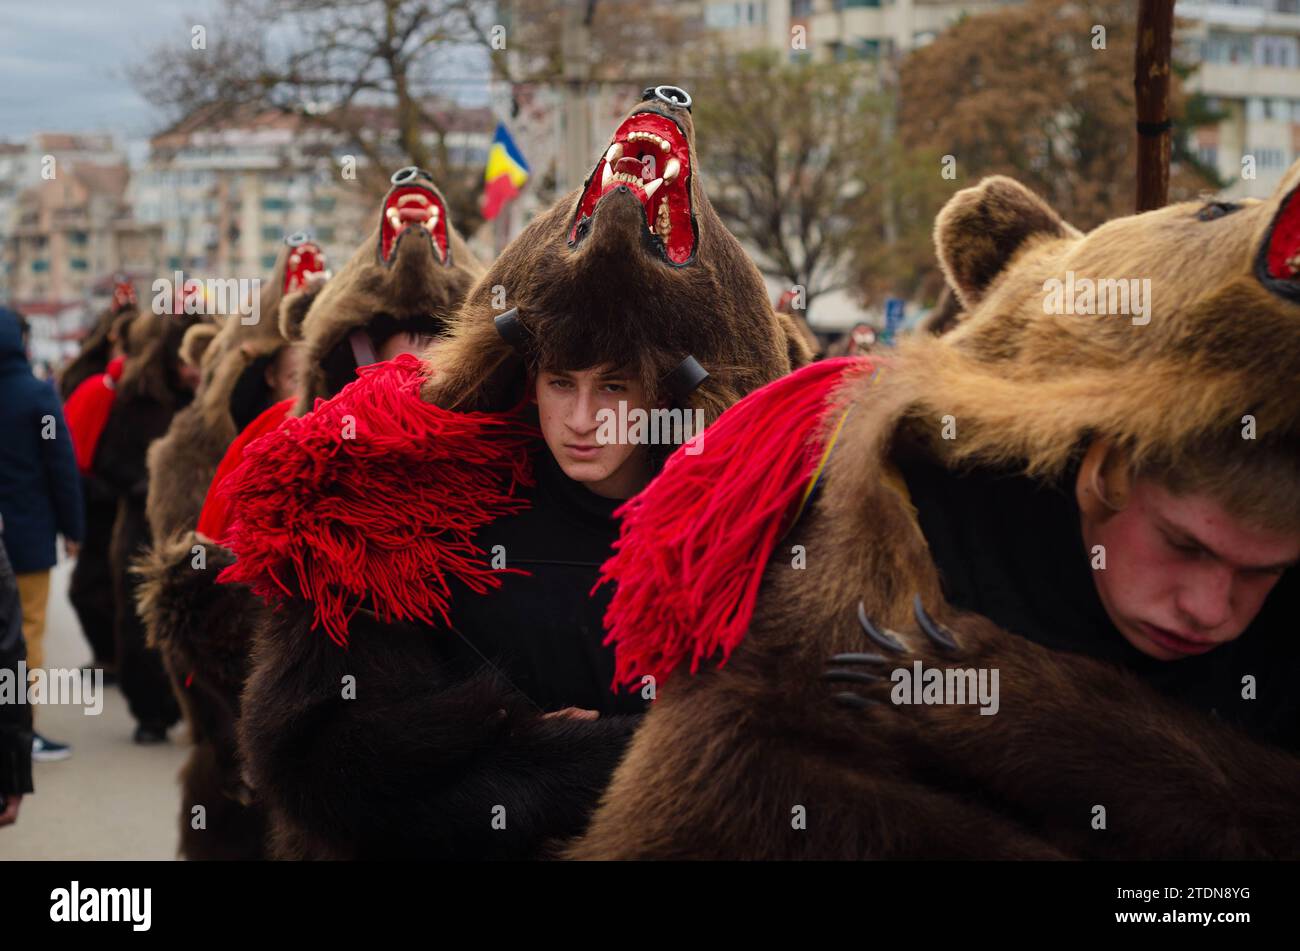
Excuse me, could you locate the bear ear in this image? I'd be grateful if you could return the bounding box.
[935,176,1078,308]
[278,274,327,342]
[179,322,220,369]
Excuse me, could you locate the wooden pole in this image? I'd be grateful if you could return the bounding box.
[1134,0,1175,212]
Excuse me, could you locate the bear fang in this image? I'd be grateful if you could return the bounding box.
[890,661,1000,715]
[49,881,151,932]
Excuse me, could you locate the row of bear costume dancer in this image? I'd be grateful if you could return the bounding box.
[119,83,1300,859]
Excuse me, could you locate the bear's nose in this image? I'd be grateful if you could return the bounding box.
[640,85,692,112]
[390,166,434,186]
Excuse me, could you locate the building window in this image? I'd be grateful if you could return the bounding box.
[262,254,277,269]
[312,196,336,213]
[32,259,49,272]
[705,2,767,28]
[261,197,288,211]
[70,231,88,245]
[262,225,282,240]
[1249,148,1286,169]
[1255,34,1298,69]
[1205,31,1253,65]
[316,226,335,242]
[69,258,88,270]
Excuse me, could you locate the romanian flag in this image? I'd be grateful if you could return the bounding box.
[481,122,530,221]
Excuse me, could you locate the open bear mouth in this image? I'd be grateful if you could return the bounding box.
[284,240,327,294]
[1264,184,1300,280]
[379,179,449,266]
[568,110,695,265]
[111,278,136,309]
[1257,180,1300,303]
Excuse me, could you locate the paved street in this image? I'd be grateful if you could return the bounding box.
[3,555,186,859]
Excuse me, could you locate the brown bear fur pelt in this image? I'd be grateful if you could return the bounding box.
[421,92,804,418]
[58,298,136,399]
[143,245,314,543]
[95,311,203,733]
[235,91,809,860]
[66,302,142,667]
[132,246,322,860]
[139,188,483,860]
[134,533,267,859]
[289,175,484,416]
[569,162,1300,860]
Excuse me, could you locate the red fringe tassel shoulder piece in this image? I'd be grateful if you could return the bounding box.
[217,354,540,647]
[599,356,871,690]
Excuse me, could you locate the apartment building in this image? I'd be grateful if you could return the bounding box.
[4,136,161,313]
[131,102,493,284]
[1179,0,1300,197]
[700,0,1016,58]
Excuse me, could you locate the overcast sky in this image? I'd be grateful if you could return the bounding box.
[0,0,492,148]
[0,1,225,142]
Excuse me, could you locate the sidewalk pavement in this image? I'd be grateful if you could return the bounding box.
[3,555,186,859]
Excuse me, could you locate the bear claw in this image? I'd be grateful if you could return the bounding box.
[913,594,959,651]
[831,691,881,710]
[821,668,885,686]
[856,601,906,652]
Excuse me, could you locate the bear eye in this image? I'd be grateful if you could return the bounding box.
[1196,201,1241,222]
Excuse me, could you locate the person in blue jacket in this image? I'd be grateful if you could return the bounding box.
[0,307,84,761]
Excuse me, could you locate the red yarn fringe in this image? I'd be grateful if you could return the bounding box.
[64,355,125,474]
[217,354,539,647]
[599,356,870,689]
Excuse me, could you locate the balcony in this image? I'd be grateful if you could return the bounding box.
[1195,61,1300,96]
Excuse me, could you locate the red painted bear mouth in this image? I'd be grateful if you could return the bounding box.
[1258,180,1300,304]
[284,241,327,294]
[568,110,695,265]
[379,185,449,265]
[1265,184,1300,281]
[111,279,136,310]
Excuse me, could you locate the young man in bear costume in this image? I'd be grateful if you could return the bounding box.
[220,85,808,859]
[130,234,327,859]
[58,277,138,400]
[135,171,483,859]
[63,280,139,676]
[141,234,328,546]
[94,303,205,746]
[573,159,1300,860]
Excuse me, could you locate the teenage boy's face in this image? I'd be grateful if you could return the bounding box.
[376,330,437,362]
[535,365,650,498]
[1080,478,1299,660]
[264,343,304,402]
